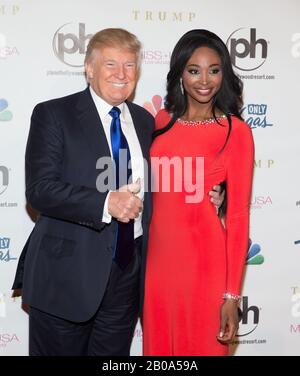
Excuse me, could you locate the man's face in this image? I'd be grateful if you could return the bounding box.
[85,46,139,106]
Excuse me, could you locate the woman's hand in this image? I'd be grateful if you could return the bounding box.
[216,299,239,344]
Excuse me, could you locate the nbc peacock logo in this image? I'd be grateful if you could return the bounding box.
[143,95,163,117]
[0,99,13,121]
[246,239,264,265]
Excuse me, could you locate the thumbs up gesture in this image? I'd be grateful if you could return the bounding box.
[108,179,143,222]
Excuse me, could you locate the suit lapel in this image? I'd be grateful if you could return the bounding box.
[126,101,149,161]
[127,102,152,225]
[76,90,149,162]
[75,90,151,208]
[76,88,111,160]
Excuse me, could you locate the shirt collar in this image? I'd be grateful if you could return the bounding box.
[89,85,127,121]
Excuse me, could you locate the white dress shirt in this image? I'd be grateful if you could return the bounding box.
[89,86,144,238]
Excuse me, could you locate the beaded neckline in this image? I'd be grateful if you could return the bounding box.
[178,114,227,126]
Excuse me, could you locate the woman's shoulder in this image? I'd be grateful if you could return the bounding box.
[155,109,171,130]
[230,115,253,138]
[227,115,254,151]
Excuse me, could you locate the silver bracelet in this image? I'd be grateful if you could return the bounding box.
[223,292,241,302]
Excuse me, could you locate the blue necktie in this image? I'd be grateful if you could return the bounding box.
[109,107,135,269]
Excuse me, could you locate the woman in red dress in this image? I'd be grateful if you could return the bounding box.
[143,29,254,355]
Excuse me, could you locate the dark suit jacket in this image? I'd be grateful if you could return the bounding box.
[13,88,154,322]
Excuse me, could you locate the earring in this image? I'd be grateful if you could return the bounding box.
[180,78,184,95]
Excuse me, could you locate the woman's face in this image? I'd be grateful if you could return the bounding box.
[182,46,223,107]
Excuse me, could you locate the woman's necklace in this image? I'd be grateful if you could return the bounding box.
[178,114,227,126]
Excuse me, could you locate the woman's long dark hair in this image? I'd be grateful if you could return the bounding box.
[153,29,244,145]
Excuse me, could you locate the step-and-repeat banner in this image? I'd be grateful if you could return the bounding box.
[1,0,300,355]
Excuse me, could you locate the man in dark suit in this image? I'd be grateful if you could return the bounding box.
[20,28,153,356]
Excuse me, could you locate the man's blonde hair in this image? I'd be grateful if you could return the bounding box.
[84,28,142,65]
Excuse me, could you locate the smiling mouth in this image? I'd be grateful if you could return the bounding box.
[110,82,128,87]
[196,88,211,95]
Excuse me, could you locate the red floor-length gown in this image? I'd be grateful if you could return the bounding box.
[143,109,254,355]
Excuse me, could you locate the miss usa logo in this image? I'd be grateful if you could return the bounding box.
[0,333,20,347]
[241,104,273,129]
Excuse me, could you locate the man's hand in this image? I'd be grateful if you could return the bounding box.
[108,179,143,223]
[208,184,225,209]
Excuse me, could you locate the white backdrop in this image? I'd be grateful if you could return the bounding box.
[1,0,300,356]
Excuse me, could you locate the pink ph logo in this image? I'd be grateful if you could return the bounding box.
[0,99,13,121]
[143,95,163,117]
